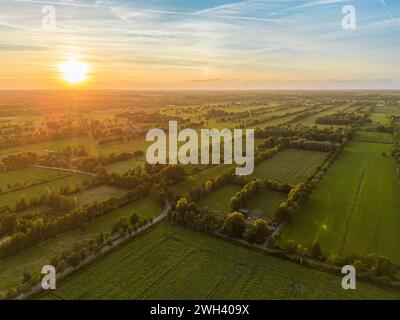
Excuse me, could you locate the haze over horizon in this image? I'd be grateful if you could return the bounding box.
[1,0,399,90]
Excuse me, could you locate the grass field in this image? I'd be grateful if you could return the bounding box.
[279,141,400,263]
[0,167,69,191]
[354,131,393,144]
[252,149,328,184]
[0,174,93,208]
[104,158,145,174]
[374,106,400,114]
[0,136,149,160]
[365,113,392,127]
[198,184,242,215]
[39,223,400,300]
[0,196,161,295]
[247,189,286,220]
[77,185,128,205]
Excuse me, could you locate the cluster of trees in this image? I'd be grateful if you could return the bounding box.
[255,125,356,143]
[0,213,16,238]
[98,136,125,146]
[222,212,271,244]
[257,136,288,151]
[111,211,153,235]
[0,167,162,260]
[316,111,367,125]
[257,135,340,153]
[288,139,340,152]
[0,188,148,259]
[53,145,88,157]
[12,186,82,213]
[19,188,79,212]
[243,108,307,128]
[275,183,312,222]
[0,120,88,150]
[263,179,293,193]
[169,197,220,233]
[286,109,321,124]
[187,170,239,201]
[1,152,38,171]
[71,151,143,173]
[94,164,183,192]
[230,179,262,211]
[285,239,400,285]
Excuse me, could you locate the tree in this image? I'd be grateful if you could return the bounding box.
[22,272,32,284]
[244,219,271,244]
[311,239,322,258]
[222,212,246,238]
[130,211,139,225]
[286,240,298,254]
[160,165,185,184]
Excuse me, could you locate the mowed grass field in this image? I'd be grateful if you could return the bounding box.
[40,223,400,300]
[198,184,242,215]
[0,196,161,295]
[279,141,400,263]
[355,131,393,144]
[0,174,93,208]
[252,149,328,184]
[247,189,286,220]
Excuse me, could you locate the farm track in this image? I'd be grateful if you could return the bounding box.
[205,264,249,300]
[31,165,96,177]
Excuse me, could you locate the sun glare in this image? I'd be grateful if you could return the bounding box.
[59,60,89,84]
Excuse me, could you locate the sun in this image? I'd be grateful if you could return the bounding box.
[59,60,89,84]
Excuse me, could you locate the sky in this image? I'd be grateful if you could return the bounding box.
[0,0,399,89]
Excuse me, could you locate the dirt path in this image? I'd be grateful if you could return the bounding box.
[31,164,96,177]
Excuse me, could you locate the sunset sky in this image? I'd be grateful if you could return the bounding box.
[0,0,399,89]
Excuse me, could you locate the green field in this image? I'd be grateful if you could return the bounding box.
[198,184,242,215]
[39,223,400,300]
[247,189,286,220]
[354,131,393,144]
[0,196,161,295]
[0,136,149,160]
[0,167,69,191]
[77,185,128,205]
[104,158,145,174]
[366,113,392,127]
[0,174,93,208]
[279,141,400,263]
[252,149,328,184]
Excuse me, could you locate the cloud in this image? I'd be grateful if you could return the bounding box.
[297,0,351,9]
